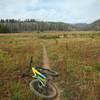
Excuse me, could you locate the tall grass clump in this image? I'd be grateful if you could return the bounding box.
[9,81,23,100]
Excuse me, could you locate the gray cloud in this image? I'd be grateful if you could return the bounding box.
[0,0,100,23]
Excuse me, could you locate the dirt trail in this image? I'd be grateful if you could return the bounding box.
[42,44,61,100]
[42,44,50,68]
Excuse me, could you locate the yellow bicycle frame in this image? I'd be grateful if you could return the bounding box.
[32,67,47,87]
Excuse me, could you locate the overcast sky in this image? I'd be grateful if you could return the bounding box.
[0,0,100,23]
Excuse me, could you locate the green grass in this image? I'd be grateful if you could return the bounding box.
[9,81,23,100]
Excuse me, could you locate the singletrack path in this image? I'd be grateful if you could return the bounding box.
[42,44,61,100]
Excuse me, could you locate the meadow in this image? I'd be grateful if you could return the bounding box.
[0,32,100,100]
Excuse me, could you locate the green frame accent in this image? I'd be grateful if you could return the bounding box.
[32,67,47,87]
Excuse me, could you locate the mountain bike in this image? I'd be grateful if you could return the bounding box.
[22,57,59,99]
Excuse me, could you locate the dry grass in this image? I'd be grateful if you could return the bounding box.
[0,32,100,100]
[44,33,100,100]
[0,33,41,100]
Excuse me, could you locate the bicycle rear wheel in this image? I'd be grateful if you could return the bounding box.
[29,79,58,99]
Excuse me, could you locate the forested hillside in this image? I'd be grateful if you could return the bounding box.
[0,19,76,33]
[0,19,100,33]
[87,19,100,31]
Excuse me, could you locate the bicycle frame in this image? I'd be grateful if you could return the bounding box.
[32,67,47,87]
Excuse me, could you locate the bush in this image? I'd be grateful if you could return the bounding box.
[38,35,59,39]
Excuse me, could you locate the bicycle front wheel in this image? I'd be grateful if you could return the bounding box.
[29,79,58,99]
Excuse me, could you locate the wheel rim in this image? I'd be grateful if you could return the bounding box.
[30,80,58,99]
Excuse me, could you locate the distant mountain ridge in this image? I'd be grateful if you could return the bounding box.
[89,19,100,30]
[72,19,100,31]
[80,19,100,31]
[73,23,88,28]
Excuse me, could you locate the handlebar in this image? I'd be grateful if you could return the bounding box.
[21,56,59,78]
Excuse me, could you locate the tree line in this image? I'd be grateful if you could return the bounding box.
[0,19,76,33]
